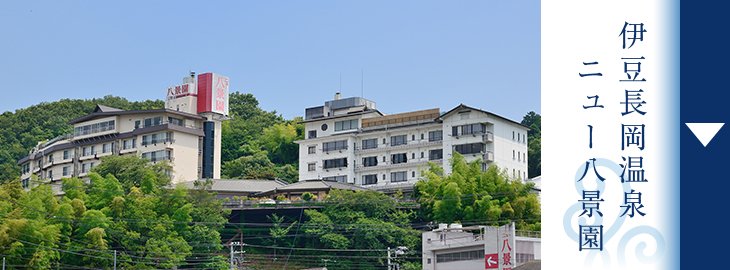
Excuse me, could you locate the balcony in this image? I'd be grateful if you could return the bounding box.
[322,146,348,154]
[355,139,442,154]
[452,130,493,139]
[354,158,439,172]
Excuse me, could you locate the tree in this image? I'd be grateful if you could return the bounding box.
[266,214,298,259]
[0,156,230,269]
[415,152,540,228]
[222,151,278,180]
[299,190,421,269]
[261,123,301,165]
[521,111,541,178]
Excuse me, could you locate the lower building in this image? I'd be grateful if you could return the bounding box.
[421,223,540,270]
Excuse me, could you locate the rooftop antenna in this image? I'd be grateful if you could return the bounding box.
[361,68,364,98]
[339,73,342,93]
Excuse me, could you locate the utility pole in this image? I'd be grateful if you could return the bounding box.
[229,244,234,270]
[387,246,407,270]
[113,250,117,270]
[3,256,6,270]
[229,241,245,270]
[387,247,391,270]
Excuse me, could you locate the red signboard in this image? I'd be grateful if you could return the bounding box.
[197,72,229,115]
[485,253,498,269]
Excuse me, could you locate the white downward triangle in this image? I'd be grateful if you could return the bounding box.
[686,123,724,147]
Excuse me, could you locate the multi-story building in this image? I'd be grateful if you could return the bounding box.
[17,72,230,193]
[297,94,530,193]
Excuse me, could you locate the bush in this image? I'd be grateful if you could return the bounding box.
[301,192,315,202]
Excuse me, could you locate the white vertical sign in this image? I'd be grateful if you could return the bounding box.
[542,0,678,270]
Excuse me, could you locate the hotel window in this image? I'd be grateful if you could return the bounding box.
[102,143,114,153]
[82,146,95,156]
[421,152,424,159]
[142,132,173,146]
[523,153,526,163]
[518,151,521,161]
[334,119,358,131]
[421,133,424,140]
[411,134,415,141]
[308,130,317,139]
[391,153,408,164]
[362,156,378,167]
[74,120,116,136]
[47,170,53,179]
[453,124,485,136]
[142,149,172,162]
[143,116,162,128]
[411,153,415,159]
[412,171,416,178]
[428,130,443,142]
[135,120,141,129]
[322,140,348,152]
[323,175,347,183]
[362,138,378,150]
[513,150,516,159]
[62,166,70,177]
[308,163,316,172]
[454,143,484,155]
[47,155,53,163]
[323,158,348,169]
[308,146,316,154]
[82,163,90,173]
[22,178,30,189]
[362,174,378,185]
[391,171,407,182]
[123,138,137,150]
[513,131,515,140]
[429,149,443,160]
[168,117,184,126]
[63,150,70,160]
[513,169,516,178]
[390,135,407,146]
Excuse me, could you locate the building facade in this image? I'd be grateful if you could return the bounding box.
[297,94,530,193]
[18,72,230,193]
[421,224,541,270]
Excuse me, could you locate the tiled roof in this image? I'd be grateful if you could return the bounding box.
[180,179,287,193]
[257,179,368,195]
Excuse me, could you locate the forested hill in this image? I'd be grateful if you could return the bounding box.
[0,93,303,183]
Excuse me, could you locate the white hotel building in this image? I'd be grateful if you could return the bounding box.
[297,94,529,193]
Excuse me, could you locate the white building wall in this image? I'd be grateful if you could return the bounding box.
[491,118,530,181]
[298,104,529,189]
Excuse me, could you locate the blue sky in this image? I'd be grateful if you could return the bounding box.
[0,1,539,121]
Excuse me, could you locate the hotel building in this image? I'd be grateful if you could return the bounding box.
[297,94,529,193]
[18,72,230,193]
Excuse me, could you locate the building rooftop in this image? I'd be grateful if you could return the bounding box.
[180,179,288,193]
[439,104,530,129]
[258,179,368,196]
[69,104,204,124]
[514,260,541,270]
[361,108,440,129]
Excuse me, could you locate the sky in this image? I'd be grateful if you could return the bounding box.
[0,1,540,122]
